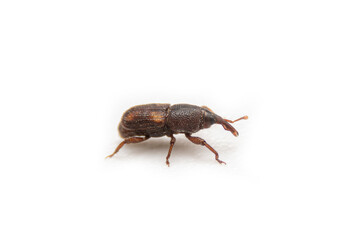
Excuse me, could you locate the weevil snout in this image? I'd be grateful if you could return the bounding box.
[203,110,245,136]
[220,119,239,136]
[214,114,248,137]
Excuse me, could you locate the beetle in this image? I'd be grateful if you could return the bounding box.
[106,103,248,166]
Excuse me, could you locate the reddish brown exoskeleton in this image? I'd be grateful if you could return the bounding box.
[107,104,248,166]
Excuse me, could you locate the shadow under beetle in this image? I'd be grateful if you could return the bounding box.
[107,103,248,166]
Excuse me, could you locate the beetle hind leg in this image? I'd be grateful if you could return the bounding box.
[106,136,150,158]
[165,135,176,167]
[185,133,226,165]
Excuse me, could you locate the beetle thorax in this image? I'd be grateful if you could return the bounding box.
[166,104,203,134]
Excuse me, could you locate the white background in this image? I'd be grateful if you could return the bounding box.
[1,0,359,239]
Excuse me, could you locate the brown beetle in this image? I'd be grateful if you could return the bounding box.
[107,104,248,166]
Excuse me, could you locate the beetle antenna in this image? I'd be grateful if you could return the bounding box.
[224,115,248,123]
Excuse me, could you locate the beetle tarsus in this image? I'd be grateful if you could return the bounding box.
[216,159,227,165]
[185,133,225,165]
[106,141,126,158]
[106,136,149,158]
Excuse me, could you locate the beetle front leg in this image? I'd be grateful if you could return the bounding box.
[106,136,150,158]
[165,135,176,167]
[185,133,226,165]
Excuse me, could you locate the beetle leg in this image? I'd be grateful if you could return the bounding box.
[165,135,176,167]
[224,115,248,123]
[185,133,226,165]
[106,136,150,158]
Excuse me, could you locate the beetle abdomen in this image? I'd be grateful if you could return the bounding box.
[119,104,170,138]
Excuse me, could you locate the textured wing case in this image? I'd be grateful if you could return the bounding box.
[119,104,170,138]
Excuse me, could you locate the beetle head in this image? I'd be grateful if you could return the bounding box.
[202,108,239,137]
[202,110,217,129]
